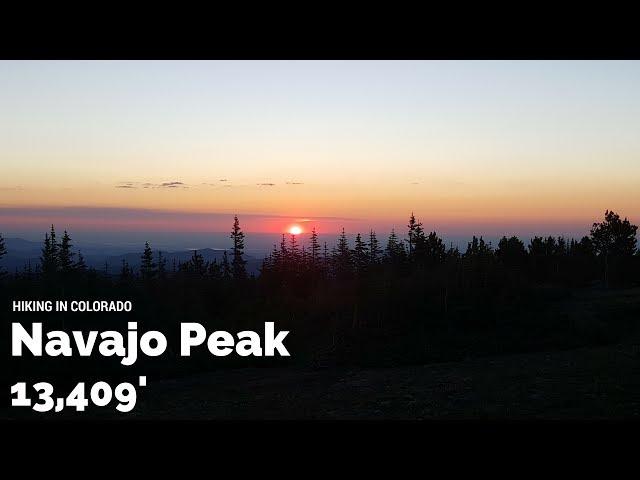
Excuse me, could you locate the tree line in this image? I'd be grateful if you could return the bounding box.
[1,209,638,370]
[0,210,638,288]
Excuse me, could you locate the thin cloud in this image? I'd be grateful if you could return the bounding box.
[116,181,188,189]
[199,180,228,187]
[220,184,251,188]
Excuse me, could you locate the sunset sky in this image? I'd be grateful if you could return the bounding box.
[1,61,639,239]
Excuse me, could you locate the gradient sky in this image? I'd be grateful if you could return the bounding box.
[1,60,639,238]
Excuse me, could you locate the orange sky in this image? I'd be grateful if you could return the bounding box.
[1,61,640,237]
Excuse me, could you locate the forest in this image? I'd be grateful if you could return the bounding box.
[1,210,639,386]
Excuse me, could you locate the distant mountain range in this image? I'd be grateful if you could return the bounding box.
[0,238,263,275]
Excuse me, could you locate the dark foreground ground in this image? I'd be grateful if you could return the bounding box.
[4,343,639,420]
[8,342,626,420]
[4,287,639,420]
[101,287,640,420]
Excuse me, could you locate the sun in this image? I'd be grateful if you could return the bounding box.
[289,225,303,235]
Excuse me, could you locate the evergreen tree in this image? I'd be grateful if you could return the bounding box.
[465,236,493,258]
[385,229,406,263]
[496,236,527,267]
[544,236,557,256]
[188,249,206,275]
[0,233,6,261]
[230,215,247,280]
[590,210,638,286]
[75,251,87,272]
[289,233,300,263]
[463,236,494,288]
[0,233,6,276]
[353,233,369,273]
[322,241,330,276]
[590,210,638,257]
[268,243,280,273]
[49,224,57,260]
[333,228,352,276]
[406,212,424,258]
[337,228,350,257]
[221,250,232,280]
[368,230,382,265]
[528,236,546,256]
[119,259,133,282]
[157,250,167,279]
[555,236,568,256]
[40,225,59,275]
[280,234,288,259]
[420,231,447,267]
[140,241,156,280]
[301,245,310,267]
[310,227,321,264]
[569,236,595,257]
[446,244,461,260]
[57,230,75,274]
[208,258,222,279]
[24,260,34,279]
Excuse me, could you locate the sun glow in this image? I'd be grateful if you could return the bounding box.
[289,225,303,235]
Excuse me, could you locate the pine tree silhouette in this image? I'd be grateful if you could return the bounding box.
[189,249,206,275]
[385,228,406,264]
[0,233,6,260]
[140,241,156,280]
[280,234,288,261]
[0,233,6,276]
[119,259,133,282]
[25,259,33,279]
[208,258,222,279]
[222,250,232,280]
[496,236,527,267]
[590,210,638,286]
[310,227,321,265]
[421,231,446,267]
[333,228,352,276]
[406,212,423,258]
[590,210,638,257]
[353,233,369,273]
[289,233,300,263]
[58,230,75,274]
[465,236,493,258]
[75,251,87,272]
[41,225,59,276]
[157,250,167,279]
[368,230,382,265]
[230,215,247,280]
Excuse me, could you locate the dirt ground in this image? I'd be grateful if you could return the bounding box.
[83,342,638,420]
[4,344,639,420]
